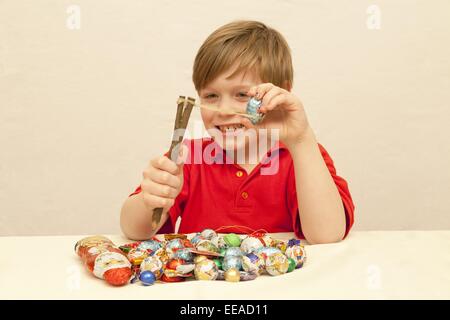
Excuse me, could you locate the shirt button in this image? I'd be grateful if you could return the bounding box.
[241,191,249,200]
[236,171,244,178]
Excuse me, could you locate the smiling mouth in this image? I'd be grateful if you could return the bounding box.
[215,124,245,134]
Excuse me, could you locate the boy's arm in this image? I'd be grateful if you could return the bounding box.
[246,83,352,244]
[288,128,347,244]
[120,145,190,241]
[120,192,170,240]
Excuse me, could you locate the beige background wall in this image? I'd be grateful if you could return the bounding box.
[1,0,449,236]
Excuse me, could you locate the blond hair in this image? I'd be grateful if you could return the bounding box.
[193,20,293,91]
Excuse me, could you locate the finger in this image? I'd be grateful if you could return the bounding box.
[149,168,181,189]
[143,193,175,210]
[142,166,155,180]
[253,83,275,100]
[247,83,274,99]
[247,86,258,98]
[261,87,284,109]
[261,94,288,113]
[141,179,179,198]
[150,156,179,175]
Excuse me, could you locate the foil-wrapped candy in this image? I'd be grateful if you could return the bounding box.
[194,259,219,280]
[246,97,264,124]
[265,252,289,276]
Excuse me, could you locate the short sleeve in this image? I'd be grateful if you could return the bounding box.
[287,143,355,240]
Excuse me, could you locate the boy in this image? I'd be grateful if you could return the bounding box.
[120,20,354,244]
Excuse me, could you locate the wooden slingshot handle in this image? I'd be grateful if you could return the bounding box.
[151,96,195,230]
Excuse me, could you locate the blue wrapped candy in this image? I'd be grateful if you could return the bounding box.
[173,248,194,262]
[222,255,242,271]
[223,247,243,258]
[139,270,156,286]
[138,240,162,252]
[166,238,184,250]
[190,233,204,245]
[246,97,264,124]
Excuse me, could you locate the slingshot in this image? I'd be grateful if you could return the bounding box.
[151,96,264,229]
[151,96,195,230]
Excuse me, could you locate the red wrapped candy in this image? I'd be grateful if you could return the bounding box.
[75,235,132,286]
[160,259,186,282]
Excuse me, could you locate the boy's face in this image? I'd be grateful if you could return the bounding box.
[198,66,261,153]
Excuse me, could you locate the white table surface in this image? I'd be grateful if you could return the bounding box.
[1,231,449,300]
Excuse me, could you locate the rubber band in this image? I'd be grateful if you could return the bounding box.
[214,225,268,237]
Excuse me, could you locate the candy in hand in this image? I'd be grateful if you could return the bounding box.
[246,97,264,124]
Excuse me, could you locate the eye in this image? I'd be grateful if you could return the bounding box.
[236,92,250,101]
[204,93,218,99]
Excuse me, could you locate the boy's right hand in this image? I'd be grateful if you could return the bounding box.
[140,147,187,212]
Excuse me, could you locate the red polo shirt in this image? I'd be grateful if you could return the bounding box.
[129,138,354,239]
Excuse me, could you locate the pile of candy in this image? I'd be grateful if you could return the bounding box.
[74,229,306,286]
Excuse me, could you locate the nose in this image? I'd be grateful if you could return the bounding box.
[217,96,246,113]
[213,97,240,121]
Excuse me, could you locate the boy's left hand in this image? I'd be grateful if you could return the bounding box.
[246,83,312,147]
